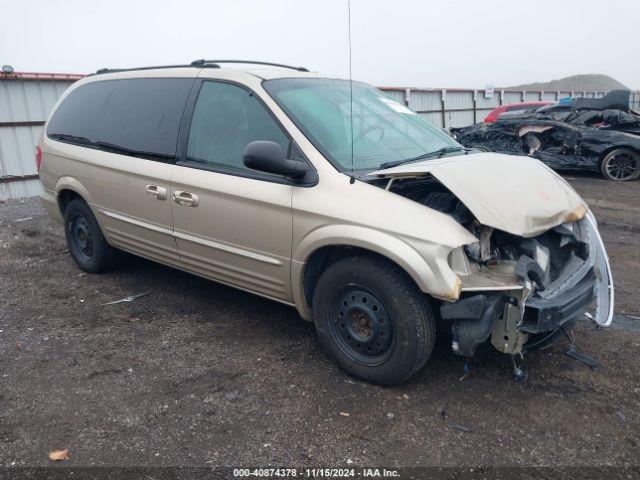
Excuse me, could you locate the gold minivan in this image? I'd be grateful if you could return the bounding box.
[38,60,614,385]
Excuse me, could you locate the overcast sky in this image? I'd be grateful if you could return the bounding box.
[1,0,638,89]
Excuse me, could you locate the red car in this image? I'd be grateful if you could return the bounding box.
[484,101,552,122]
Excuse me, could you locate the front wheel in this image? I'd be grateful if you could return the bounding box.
[312,256,435,386]
[600,148,640,181]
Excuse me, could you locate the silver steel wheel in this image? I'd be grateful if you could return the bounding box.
[600,148,640,181]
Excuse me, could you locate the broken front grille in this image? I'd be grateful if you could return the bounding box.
[527,215,613,326]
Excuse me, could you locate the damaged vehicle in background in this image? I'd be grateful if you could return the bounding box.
[451,90,640,181]
[39,62,614,386]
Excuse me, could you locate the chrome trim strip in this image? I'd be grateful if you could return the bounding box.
[99,209,174,236]
[99,208,283,267]
[173,230,283,266]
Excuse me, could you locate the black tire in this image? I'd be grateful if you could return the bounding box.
[599,148,640,181]
[64,198,116,273]
[312,256,436,386]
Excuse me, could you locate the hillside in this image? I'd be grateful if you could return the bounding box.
[508,74,628,91]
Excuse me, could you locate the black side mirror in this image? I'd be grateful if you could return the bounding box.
[243,141,310,180]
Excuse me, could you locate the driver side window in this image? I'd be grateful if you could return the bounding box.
[187,81,291,174]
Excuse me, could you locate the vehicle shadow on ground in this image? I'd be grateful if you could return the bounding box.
[106,251,570,388]
[109,250,316,334]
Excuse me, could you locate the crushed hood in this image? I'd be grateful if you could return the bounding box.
[369,152,587,237]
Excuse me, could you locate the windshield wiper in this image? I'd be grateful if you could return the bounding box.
[379,146,468,170]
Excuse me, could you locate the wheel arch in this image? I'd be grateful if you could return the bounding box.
[291,225,459,321]
[54,176,93,216]
[598,144,640,162]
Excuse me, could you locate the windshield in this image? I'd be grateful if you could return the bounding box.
[263,78,460,171]
[263,78,461,170]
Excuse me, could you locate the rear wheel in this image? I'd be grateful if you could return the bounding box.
[600,148,640,181]
[64,198,116,273]
[312,256,435,386]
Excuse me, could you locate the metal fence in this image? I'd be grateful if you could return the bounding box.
[1,71,639,200]
[379,87,640,130]
[0,73,80,200]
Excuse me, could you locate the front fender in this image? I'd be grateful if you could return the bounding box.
[292,224,461,320]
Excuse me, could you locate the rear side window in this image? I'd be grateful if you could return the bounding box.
[47,78,194,161]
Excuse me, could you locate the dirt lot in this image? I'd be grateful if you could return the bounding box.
[1,175,639,471]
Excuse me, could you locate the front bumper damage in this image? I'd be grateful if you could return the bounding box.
[367,152,613,361]
[441,213,614,358]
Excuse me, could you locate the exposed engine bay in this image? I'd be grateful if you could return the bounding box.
[370,174,613,369]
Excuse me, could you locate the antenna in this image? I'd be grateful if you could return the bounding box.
[347,0,355,183]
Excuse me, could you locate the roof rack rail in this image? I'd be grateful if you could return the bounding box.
[94,63,220,75]
[94,60,308,76]
[190,59,309,72]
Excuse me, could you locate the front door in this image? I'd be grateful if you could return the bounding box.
[170,81,294,301]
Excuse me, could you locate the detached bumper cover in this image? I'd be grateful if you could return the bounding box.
[588,212,615,326]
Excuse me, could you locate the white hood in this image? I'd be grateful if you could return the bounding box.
[370,152,587,237]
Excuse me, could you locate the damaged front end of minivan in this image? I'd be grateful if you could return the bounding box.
[368,153,614,375]
[442,212,613,358]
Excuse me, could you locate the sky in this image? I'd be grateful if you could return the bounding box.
[1,0,638,89]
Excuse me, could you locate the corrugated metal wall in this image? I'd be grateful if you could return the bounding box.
[0,75,77,200]
[376,87,636,130]
[1,72,639,200]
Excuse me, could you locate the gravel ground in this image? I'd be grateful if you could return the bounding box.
[0,175,639,471]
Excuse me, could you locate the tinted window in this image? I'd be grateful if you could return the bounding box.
[186,81,290,174]
[47,78,194,161]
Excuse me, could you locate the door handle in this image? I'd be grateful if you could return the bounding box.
[145,184,167,201]
[173,190,199,207]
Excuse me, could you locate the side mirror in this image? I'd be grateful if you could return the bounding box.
[243,141,310,180]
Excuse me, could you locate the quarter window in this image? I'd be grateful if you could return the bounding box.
[186,82,290,174]
[47,78,194,161]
